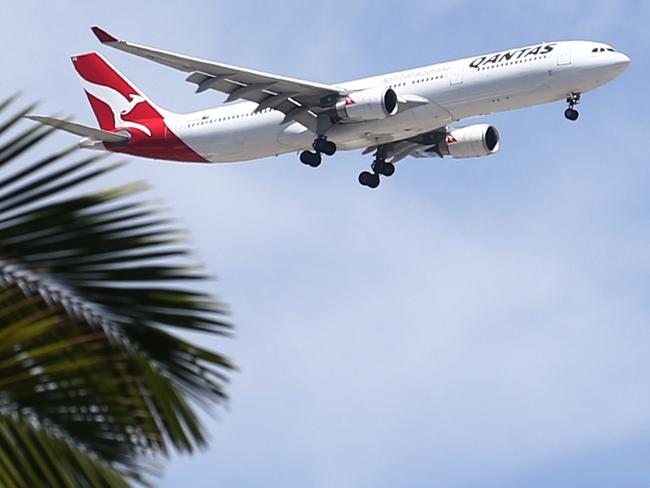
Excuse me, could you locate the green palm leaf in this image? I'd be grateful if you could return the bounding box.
[0,94,234,486]
[0,414,137,488]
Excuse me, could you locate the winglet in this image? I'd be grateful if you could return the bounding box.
[91,26,118,44]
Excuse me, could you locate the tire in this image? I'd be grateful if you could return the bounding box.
[373,161,395,177]
[322,140,337,156]
[381,162,395,177]
[367,174,380,188]
[314,139,337,156]
[300,151,321,167]
[564,108,579,121]
[311,152,322,167]
[359,171,380,188]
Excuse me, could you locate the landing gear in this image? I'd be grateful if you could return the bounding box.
[300,150,322,167]
[373,161,395,177]
[358,171,380,188]
[359,146,394,189]
[300,136,336,168]
[313,136,337,156]
[564,92,581,121]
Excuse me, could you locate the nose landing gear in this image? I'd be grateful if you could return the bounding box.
[564,92,581,121]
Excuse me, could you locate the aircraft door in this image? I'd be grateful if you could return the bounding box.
[557,44,572,66]
[450,63,463,85]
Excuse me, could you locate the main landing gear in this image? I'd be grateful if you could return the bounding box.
[358,146,395,189]
[564,92,581,121]
[300,136,337,167]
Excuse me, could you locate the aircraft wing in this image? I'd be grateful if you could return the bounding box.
[363,128,447,163]
[91,27,346,133]
[364,141,424,164]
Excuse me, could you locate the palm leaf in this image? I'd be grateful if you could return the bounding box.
[0,94,234,485]
[0,414,136,488]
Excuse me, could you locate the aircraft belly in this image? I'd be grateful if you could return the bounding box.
[180,118,292,163]
[328,101,452,150]
[182,130,245,161]
[277,123,313,150]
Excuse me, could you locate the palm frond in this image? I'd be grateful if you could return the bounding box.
[0,95,234,485]
[0,414,137,488]
[0,279,161,484]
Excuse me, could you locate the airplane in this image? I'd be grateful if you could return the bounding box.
[28,26,630,189]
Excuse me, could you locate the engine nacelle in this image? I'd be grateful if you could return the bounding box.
[438,124,500,158]
[335,87,399,122]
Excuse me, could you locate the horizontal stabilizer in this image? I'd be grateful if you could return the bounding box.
[25,116,130,143]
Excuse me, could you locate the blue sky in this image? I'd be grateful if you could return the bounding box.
[2,0,650,486]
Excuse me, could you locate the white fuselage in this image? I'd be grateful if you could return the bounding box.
[165,40,630,163]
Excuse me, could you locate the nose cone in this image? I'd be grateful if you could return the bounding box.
[615,52,631,67]
[611,52,631,73]
[601,52,631,81]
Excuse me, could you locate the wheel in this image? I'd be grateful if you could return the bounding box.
[358,171,380,188]
[322,140,337,156]
[300,151,315,166]
[381,162,395,177]
[308,152,322,167]
[300,151,321,167]
[313,138,337,156]
[372,161,395,177]
[564,108,579,121]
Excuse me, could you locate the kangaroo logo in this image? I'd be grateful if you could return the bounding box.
[79,77,152,136]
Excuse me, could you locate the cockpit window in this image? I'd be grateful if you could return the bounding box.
[606,48,615,52]
[593,47,615,53]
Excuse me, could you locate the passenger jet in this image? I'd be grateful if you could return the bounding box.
[28,27,630,188]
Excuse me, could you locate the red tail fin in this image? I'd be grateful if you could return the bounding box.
[71,52,166,136]
[70,52,205,163]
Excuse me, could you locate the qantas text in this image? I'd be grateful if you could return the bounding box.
[469,43,557,69]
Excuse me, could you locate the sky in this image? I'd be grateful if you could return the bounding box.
[2,0,650,486]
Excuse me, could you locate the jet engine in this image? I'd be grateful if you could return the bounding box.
[438,124,500,158]
[335,87,399,122]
